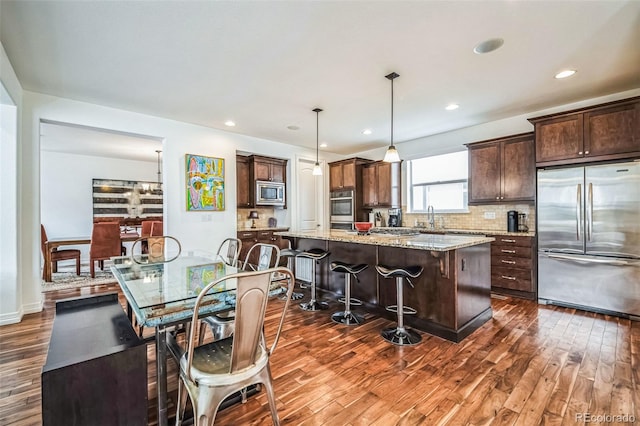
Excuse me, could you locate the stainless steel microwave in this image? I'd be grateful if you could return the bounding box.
[256,180,285,206]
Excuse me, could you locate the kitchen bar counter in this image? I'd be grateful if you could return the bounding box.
[277,229,493,342]
[370,227,535,237]
[275,229,494,251]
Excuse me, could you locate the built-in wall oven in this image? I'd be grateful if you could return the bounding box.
[330,190,354,230]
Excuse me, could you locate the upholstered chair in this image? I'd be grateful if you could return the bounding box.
[89,222,122,278]
[40,224,81,278]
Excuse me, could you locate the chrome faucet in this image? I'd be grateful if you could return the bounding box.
[427,205,435,230]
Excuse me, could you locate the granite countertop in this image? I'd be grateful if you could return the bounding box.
[237,226,290,232]
[374,227,535,237]
[274,229,494,252]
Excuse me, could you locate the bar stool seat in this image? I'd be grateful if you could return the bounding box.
[330,261,368,325]
[298,248,330,311]
[280,248,304,300]
[376,264,424,346]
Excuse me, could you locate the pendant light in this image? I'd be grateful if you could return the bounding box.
[312,107,323,176]
[383,72,401,163]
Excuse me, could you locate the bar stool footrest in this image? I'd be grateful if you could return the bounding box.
[338,296,362,306]
[331,311,365,326]
[385,305,417,315]
[381,327,422,346]
[300,300,329,311]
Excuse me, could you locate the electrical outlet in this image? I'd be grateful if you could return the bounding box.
[484,211,496,220]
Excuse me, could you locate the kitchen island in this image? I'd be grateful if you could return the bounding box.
[275,230,494,342]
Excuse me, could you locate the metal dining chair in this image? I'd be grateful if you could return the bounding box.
[176,266,295,426]
[199,243,280,344]
[216,237,242,267]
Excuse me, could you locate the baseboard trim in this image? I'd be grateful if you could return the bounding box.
[0,309,23,326]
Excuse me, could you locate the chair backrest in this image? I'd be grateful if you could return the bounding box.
[242,243,281,272]
[150,221,163,236]
[217,238,242,267]
[131,235,182,264]
[185,267,295,379]
[40,224,48,256]
[89,222,122,258]
[140,220,154,237]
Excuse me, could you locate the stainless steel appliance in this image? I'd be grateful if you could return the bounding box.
[388,208,402,227]
[256,180,285,206]
[507,210,518,232]
[330,190,354,230]
[537,160,640,318]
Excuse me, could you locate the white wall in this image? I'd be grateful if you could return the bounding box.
[0,42,25,325]
[40,151,157,260]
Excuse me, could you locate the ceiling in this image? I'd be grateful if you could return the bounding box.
[2,1,639,157]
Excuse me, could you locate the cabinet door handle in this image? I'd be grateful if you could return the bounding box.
[501,260,516,265]
[585,150,590,155]
[501,249,516,254]
[501,275,517,280]
[578,151,583,155]
[501,239,516,243]
[496,196,500,200]
[501,196,504,200]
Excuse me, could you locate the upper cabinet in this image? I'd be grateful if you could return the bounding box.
[236,155,288,208]
[252,155,286,182]
[467,133,535,204]
[362,161,401,208]
[236,156,253,208]
[529,97,640,167]
[328,158,371,191]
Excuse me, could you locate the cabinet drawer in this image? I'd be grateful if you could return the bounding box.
[257,231,273,240]
[491,245,532,258]
[492,274,533,292]
[490,235,532,247]
[492,266,531,281]
[491,255,532,270]
[238,232,257,239]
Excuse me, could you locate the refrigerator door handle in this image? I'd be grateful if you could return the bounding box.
[576,184,582,241]
[587,182,593,241]
[545,253,630,266]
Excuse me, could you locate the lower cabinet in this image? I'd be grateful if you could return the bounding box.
[490,234,536,299]
[42,293,147,426]
[237,229,290,267]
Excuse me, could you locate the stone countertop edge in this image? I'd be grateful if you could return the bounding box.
[237,227,290,232]
[372,227,535,237]
[274,230,495,252]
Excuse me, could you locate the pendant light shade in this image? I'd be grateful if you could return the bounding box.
[383,72,401,163]
[312,108,323,176]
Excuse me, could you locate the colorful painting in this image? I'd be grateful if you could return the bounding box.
[185,154,225,211]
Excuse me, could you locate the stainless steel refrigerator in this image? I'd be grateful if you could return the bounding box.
[537,160,640,318]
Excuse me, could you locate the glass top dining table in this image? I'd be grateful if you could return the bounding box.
[110,253,287,426]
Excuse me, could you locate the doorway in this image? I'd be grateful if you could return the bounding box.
[296,157,325,231]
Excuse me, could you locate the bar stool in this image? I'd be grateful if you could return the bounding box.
[280,247,304,300]
[330,261,368,325]
[375,264,424,346]
[298,248,330,311]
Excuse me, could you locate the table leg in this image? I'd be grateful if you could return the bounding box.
[156,326,168,426]
[44,243,52,282]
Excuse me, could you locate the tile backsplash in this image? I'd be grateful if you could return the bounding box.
[372,204,536,232]
[237,207,277,229]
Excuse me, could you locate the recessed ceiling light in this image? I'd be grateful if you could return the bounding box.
[320,143,327,148]
[224,120,236,127]
[445,104,459,111]
[473,38,504,54]
[362,129,372,135]
[555,69,576,79]
[287,125,300,131]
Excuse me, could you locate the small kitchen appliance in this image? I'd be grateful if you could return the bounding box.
[388,208,402,227]
[507,210,518,232]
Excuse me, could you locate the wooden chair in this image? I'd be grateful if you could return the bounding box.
[40,225,81,278]
[176,267,295,426]
[89,222,122,278]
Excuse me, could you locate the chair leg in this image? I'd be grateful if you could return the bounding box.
[52,261,58,273]
[261,365,280,426]
[175,379,188,426]
[75,256,81,276]
[90,261,95,278]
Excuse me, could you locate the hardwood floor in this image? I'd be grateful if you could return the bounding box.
[0,285,638,425]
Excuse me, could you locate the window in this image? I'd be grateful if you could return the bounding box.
[407,151,468,213]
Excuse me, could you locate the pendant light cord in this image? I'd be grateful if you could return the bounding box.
[390,77,394,148]
[316,110,319,162]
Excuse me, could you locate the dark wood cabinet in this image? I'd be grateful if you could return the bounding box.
[238,229,289,267]
[529,97,640,166]
[489,235,536,299]
[362,161,401,208]
[329,159,358,191]
[236,156,253,208]
[467,133,535,204]
[237,155,288,208]
[252,156,286,182]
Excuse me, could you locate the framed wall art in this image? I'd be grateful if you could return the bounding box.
[185,154,225,211]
